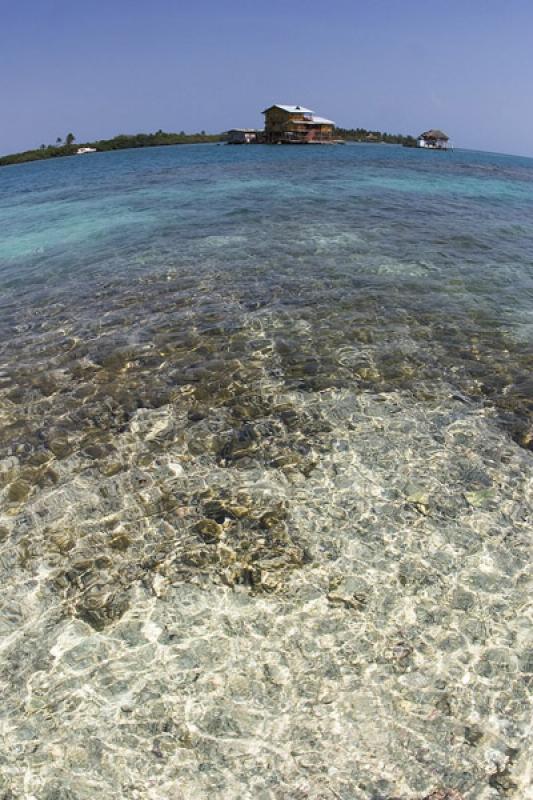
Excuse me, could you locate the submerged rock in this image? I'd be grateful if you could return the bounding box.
[327,575,368,610]
[7,479,31,504]
[194,519,223,543]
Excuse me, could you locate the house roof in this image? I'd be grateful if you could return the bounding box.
[302,116,335,126]
[419,129,449,140]
[262,104,314,114]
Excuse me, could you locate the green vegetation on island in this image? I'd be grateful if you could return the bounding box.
[0,126,418,167]
[334,127,417,146]
[0,130,223,167]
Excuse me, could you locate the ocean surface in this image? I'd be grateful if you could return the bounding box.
[0,143,532,800]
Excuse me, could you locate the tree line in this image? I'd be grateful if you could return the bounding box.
[334,127,417,146]
[0,130,223,166]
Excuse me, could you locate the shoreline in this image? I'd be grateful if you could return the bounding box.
[0,132,223,168]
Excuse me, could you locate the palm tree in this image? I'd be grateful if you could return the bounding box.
[56,137,62,145]
[65,133,75,147]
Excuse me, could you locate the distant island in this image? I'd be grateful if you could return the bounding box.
[0,126,417,167]
[0,130,223,167]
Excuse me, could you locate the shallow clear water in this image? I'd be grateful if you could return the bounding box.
[0,143,532,800]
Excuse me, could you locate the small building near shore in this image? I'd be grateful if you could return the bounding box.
[227,128,259,144]
[417,129,450,150]
[262,104,336,143]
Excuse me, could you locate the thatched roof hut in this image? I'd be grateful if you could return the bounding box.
[417,129,451,150]
[420,129,449,141]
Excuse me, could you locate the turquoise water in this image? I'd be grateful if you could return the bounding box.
[0,144,532,799]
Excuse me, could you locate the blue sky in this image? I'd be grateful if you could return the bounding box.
[1,0,532,157]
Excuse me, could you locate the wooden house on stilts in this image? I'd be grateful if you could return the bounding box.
[262,105,337,144]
